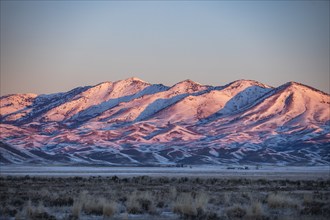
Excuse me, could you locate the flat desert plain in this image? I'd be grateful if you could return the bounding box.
[0,165,329,219]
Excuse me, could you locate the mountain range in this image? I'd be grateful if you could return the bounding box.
[1,77,329,166]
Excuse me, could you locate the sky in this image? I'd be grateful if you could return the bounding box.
[1,1,329,95]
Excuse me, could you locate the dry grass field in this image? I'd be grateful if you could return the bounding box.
[0,175,329,220]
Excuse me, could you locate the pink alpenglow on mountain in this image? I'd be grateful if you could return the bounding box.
[1,78,329,165]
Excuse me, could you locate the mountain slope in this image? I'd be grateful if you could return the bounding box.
[1,78,329,165]
[155,80,273,123]
[0,93,37,121]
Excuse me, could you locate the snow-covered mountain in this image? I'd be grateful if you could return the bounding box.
[1,78,329,165]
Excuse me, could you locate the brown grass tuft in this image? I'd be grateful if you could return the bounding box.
[173,191,209,218]
[246,201,265,220]
[126,190,156,214]
[267,193,298,209]
[103,201,117,217]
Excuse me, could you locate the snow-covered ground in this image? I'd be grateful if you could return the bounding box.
[1,165,329,180]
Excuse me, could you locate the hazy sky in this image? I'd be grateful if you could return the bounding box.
[1,1,329,95]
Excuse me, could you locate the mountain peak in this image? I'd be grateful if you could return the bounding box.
[169,79,208,93]
[229,79,271,88]
[173,79,204,87]
[123,77,148,83]
[283,81,301,88]
[181,79,202,85]
[111,77,150,89]
[182,79,201,85]
[279,81,329,96]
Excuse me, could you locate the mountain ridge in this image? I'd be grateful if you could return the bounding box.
[1,78,329,165]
